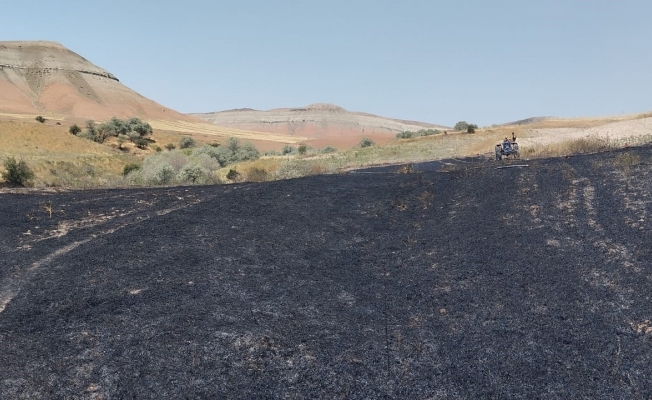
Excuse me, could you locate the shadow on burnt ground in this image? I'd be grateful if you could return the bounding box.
[1,146,652,398]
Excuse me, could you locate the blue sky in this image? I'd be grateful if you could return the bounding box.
[2,0,650,126]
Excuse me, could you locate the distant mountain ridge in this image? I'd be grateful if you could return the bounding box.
[191,103,450,147]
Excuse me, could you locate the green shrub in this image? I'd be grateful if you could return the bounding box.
[135,138,149,149]
[2,157,35,186]
[282,145,295,155]
[226,169,240,181]
[69,124,81,135]
[154,146,162,152]
[35,116,46,123]
[467,124,478,134]
[322,145,337,154]
[123,163,141,176]
[235,142,260,162]
[180,137,196,149]
[178,163,207,183]
[298,144,307,155]
[454,121,468,131]
[165,143,176,151]
[128,118,153,136]
[359,137,374,148]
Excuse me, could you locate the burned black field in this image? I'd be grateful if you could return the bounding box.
[1,147,652,399]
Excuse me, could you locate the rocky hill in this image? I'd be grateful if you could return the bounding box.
[0,41,193,121]
[191,103,450,148]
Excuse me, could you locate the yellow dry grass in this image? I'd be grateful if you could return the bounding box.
[0,120,138,187]
[149,119,307,144]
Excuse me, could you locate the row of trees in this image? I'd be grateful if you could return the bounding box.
[70,117,153,148]
[453,121,479,133]
[396,129,441,139]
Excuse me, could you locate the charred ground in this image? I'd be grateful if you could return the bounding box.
[1,146,652,398]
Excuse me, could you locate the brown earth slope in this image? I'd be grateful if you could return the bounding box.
[0,41,192,121]
[191,103,451,148]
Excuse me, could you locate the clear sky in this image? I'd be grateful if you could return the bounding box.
[2,0,651,126]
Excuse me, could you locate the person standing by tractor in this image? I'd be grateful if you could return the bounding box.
[511,132,516,142]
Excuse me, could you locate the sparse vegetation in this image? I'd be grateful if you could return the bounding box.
[165,143,176,151]
[226,168,240,181]
[396,129,440,139]
[180,137,196,149]
[360,137,374,148]
[123,163,141,176]
[69,124,81,135]
[2,157,35,186]
[35,116,46,123]
[245,167,269,182]
[467,124,478,133]
[74,117,153,145]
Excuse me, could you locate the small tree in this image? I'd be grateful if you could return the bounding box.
[35,116,46,123]
[467,124,478,134]
[2,157,35,186]
[165,143,176,151]
[180,137,196,149]
[69,124,82,135]
[298,144,307,155]
[281,145,295,155]
[359,137,374,148]
[135,138,149,149]
[454,121,468,132]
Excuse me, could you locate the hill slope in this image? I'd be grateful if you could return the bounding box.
[1,146,651,397]
[0,41,192,121]
[0,41,305,147]
[191,103,450,148]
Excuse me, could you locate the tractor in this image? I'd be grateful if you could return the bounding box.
[495,139,519,160]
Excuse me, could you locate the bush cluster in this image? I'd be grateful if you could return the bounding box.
[73,117,153,145]
[125,138,260,186]
[396,129,441,139]
[359,137,374,148]
[266,145,337,157]
[2,157,35,186]
[454,121,478,133]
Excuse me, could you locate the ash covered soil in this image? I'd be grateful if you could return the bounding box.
[1,147,652,399]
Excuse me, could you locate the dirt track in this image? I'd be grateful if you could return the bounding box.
[1,147,652,398]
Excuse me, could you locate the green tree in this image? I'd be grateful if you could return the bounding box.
[180,137,196,149]
[359,137,374,148]
[454,121,469,132]
[69,124,82,135]
[2,157,35,186]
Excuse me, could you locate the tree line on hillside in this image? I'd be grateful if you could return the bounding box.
[70,117,153,148]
